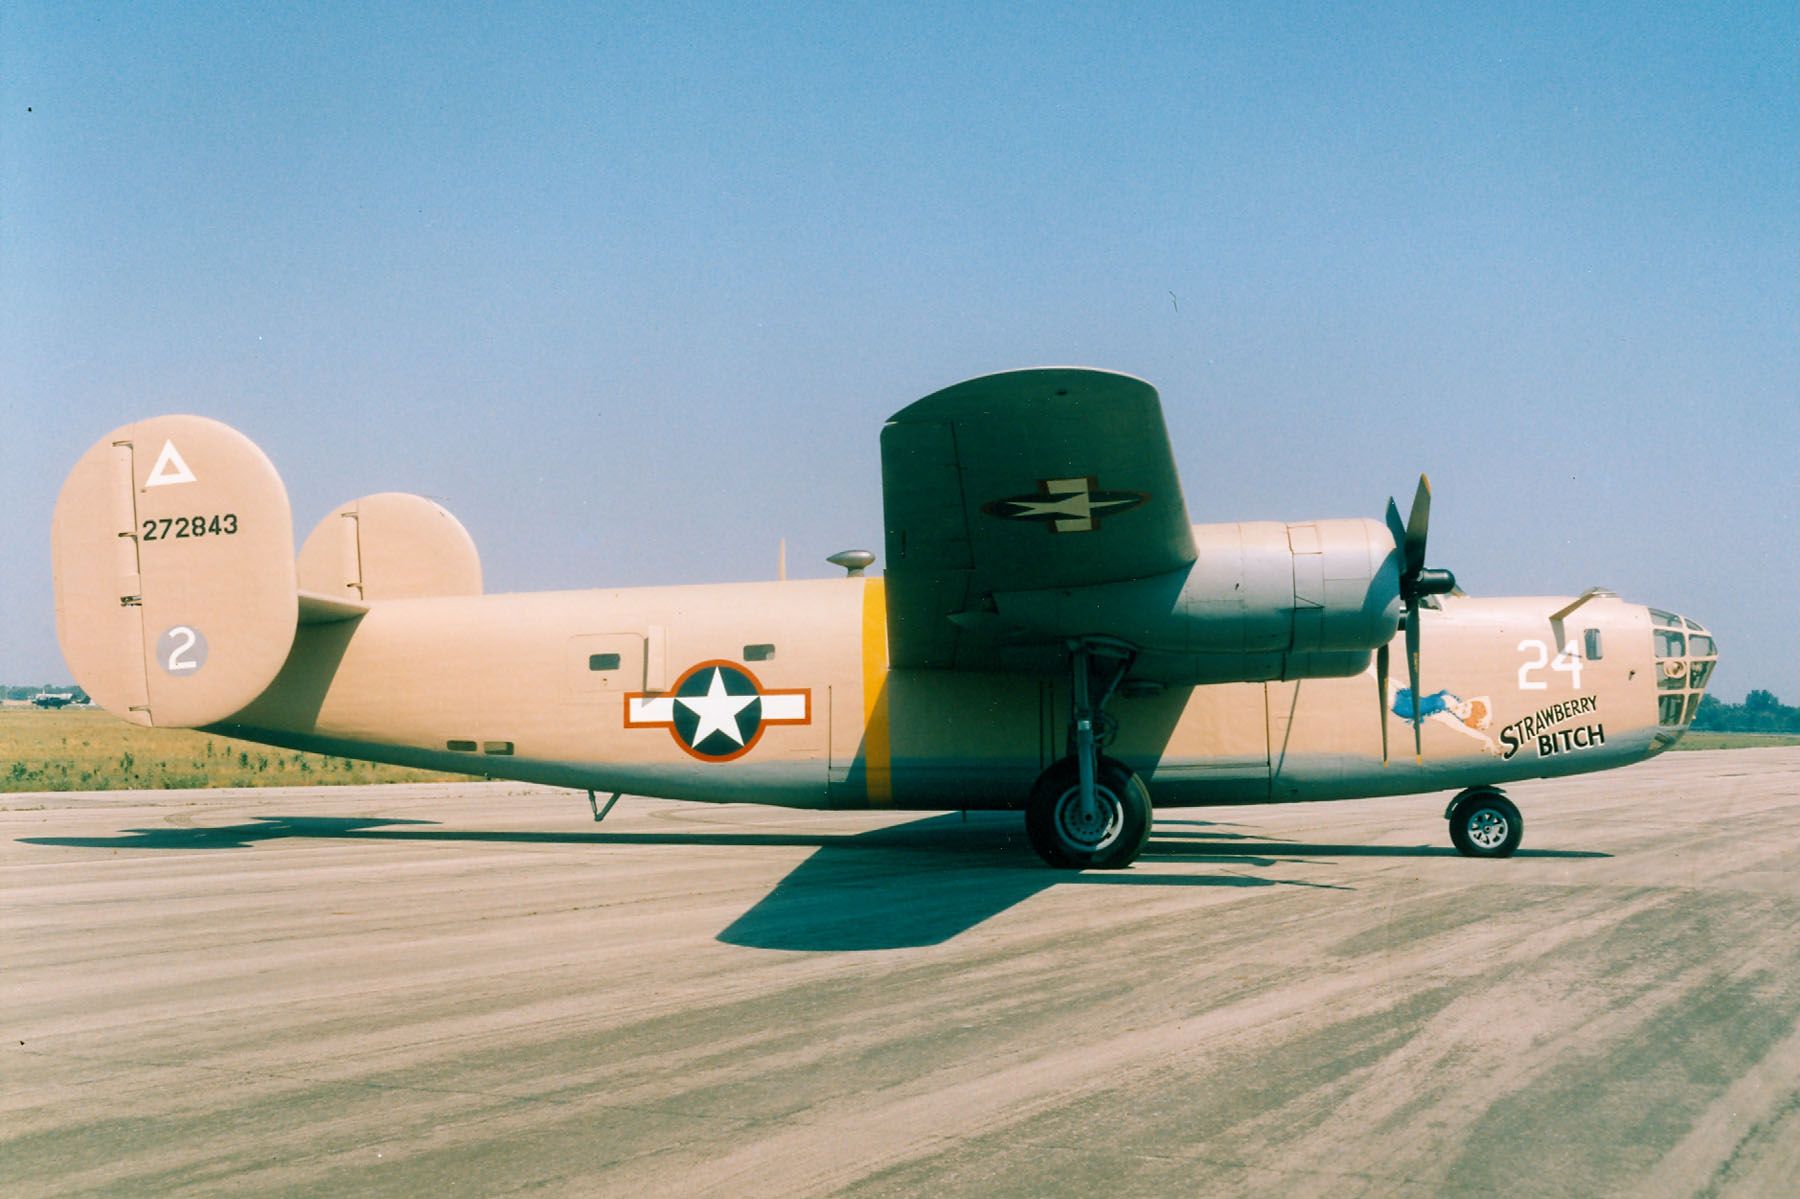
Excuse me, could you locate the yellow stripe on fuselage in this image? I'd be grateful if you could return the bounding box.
[861,577,893,806]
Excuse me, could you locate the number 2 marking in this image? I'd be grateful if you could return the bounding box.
[165,626,199,672]
[1517,639,1583,691]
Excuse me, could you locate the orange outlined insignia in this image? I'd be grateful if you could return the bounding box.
[624,660,811,762]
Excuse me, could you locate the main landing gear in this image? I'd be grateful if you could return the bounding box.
[1025,641,1152,870]
[1445,787,1523,858]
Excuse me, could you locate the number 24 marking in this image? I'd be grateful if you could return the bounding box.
[1518,639,1583,691]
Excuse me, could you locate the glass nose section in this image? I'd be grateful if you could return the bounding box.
[1649,608,1718,729]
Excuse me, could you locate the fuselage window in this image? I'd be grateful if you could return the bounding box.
[589,653,622,671]
[744,643,775,662]
[1584,628,1603,660]
[447,739,477,752]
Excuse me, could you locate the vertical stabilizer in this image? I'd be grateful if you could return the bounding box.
[52,416,298,727]
[297,492,481,601]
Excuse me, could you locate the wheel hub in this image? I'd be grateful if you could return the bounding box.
[1056,786,1122,850]
[1466,807,1510,850]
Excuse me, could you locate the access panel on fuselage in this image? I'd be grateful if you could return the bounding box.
[567,633,647,693]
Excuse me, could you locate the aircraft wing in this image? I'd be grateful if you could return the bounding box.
[880,367,1196,669]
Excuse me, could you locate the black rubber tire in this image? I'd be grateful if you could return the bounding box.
[1448,789,1523,858]
[1025,756,1152,870]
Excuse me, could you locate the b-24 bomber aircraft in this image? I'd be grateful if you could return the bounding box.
[52,368,1718,869]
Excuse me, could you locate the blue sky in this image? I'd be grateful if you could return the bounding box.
[3,2,1794,701]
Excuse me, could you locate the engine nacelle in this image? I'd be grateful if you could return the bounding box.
[1185,518,1401,655]
[994,517,1401,683]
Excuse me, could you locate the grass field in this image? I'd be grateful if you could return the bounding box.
[0,708,472,792]
[1671,731,1800,751]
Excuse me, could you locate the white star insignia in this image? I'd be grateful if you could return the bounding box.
[675,668,757,746]
[624,662,812,761]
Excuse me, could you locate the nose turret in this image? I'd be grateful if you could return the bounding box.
[1649,609,1718,749]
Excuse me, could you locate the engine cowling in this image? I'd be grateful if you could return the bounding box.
[993,517,1402,684]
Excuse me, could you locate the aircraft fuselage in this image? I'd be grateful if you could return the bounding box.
[212,578,1708,813]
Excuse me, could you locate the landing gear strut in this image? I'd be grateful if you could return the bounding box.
[588,790,621,823]
[1446,787,1522,858]
[1025,641,1152,870]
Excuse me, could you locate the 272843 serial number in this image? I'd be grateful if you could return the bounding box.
[141,514,238,541]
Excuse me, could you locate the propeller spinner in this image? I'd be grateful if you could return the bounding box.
[1381,475,1458,762]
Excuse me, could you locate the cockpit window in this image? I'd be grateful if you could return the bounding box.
[1650,611,1716,730]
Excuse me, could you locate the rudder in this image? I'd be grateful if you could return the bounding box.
[297,492,482,601]
[52,416,298,727]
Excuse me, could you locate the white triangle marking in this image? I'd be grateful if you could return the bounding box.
[144,439,197,488]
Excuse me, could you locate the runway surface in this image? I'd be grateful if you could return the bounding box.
[5,748,1798,1197]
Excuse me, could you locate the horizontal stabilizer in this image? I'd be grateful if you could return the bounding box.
[297,590,370,625]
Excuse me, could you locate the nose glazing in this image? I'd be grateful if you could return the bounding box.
[1649,609,1717,731]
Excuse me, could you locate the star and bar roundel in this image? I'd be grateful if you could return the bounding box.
[980,476,1147,534]
[623,660,811,762]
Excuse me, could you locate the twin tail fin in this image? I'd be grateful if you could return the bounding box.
[52,415,480,728]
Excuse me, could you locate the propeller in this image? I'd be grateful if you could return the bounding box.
[1381,476,1458,763]
[1375,642,1390,764]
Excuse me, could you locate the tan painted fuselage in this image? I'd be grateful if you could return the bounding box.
[212,578,1702,813]
[51,408,1717,832]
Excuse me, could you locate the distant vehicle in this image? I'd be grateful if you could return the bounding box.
[30,691,77,709]
[51,368,1718,868]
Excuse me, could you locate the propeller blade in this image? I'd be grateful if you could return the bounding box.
[1387,474,1448,762]
[1404,475,1432,579]
[1376,642,1390,765]
[1385,498,1407,573]
[1406,608,1423,762]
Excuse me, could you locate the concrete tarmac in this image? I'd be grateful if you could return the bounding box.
[4,748,1798,1197]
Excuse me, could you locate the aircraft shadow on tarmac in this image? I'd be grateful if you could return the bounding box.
[19,812,1609,952]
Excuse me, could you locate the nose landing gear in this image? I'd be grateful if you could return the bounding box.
[1446,787,1523,857]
